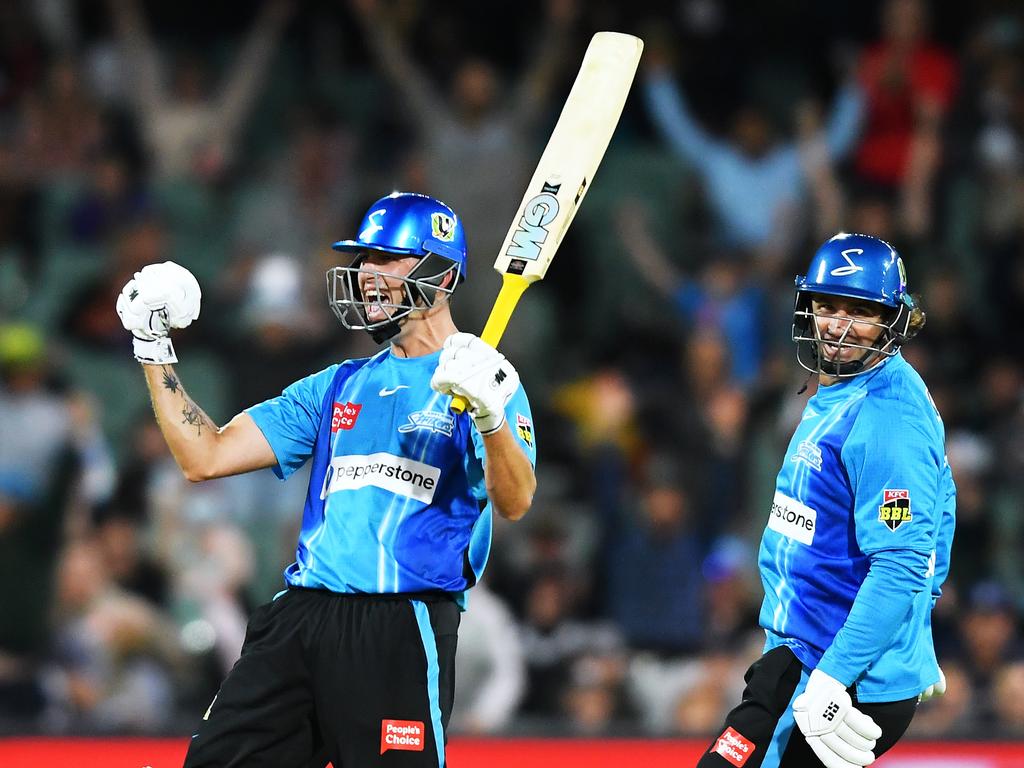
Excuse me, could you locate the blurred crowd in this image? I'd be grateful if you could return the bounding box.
[1,0,1023,740]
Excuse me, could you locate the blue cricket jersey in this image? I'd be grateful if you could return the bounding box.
[246,347,536,600]
[759,352,955,702]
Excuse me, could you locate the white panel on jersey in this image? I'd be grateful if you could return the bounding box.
[321,453,441,503]
[768,491,818,546]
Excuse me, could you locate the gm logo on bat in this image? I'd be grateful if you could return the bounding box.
[505,182,562,261]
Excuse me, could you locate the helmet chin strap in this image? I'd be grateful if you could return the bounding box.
[369,319,402,344]
[365,292,439,344]
[815,338,887,377]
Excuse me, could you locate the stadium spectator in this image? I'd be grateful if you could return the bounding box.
[854,0,957,189]
[518,565,624,719]
[47,538,180,732]
[106,0,293,181]
[450,582,526,735]
[642,38,864,254]
[604,455,706,655]
[953,582,1023,729]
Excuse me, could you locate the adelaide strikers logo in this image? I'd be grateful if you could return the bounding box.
[398,409,455,437]
[430,212,456,242]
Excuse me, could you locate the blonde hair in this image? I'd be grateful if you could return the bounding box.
[905,294,926,339]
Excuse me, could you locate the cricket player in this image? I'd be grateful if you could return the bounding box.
[116,192,537,767]
[699,233,955,768]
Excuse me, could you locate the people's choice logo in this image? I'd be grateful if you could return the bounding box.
[710,726,755,766]
[830,248,865,277]
[331,402,362,432]
[380,719,425,754]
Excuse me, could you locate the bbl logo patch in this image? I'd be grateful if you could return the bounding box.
[515,413,533,448]
[431,212,455,242]
[879,489,912,530]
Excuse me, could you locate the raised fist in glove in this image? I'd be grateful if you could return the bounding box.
[116,261,201,364]
[430,332,519,435]
[793,669,883,768]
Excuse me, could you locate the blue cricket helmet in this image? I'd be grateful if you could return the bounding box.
[795,232,913,310]
[327,192,467,342]
[793,233,917,378]
[332,192,467,277]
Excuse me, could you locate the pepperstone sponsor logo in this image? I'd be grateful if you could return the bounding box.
[879,488,912,531]
[711,726,755,767]
[320,453,440,503]
[767,491,817,545]
[380,719,425,754]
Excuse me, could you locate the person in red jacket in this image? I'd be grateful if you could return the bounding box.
[854,0,957,189]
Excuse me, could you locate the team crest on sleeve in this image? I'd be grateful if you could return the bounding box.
[430,212,456,242]
[515,413,533,447]
[879,489,912,530]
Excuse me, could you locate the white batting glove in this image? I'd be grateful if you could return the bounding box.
[430,332,520,435]
[919,667,946,702]
[115,261,201,365]
[793,669,882,768]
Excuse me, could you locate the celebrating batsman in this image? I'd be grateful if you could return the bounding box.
[117,192,536,767]
[699,233,955,768]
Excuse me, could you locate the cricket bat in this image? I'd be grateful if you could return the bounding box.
[452,31,643,413]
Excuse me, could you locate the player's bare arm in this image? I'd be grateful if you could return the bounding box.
[142,364,275,481]
[116,261,276,482]
[480,425,535,521]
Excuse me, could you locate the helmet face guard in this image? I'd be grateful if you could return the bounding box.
[326,253,461,338]
[792,293,911,378]
[793,232,915,379]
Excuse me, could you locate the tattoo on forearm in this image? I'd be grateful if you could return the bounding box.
[161,366,181,395]
[181,401,211,436]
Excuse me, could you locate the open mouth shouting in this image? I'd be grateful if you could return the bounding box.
[360,283,398,321]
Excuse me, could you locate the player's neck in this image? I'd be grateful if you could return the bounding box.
[389,309,458,358]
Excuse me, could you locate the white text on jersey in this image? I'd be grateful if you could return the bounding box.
[768,491,817,545]
[320,453,441,503]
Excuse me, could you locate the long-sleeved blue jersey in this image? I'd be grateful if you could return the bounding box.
[759,352,955,702]
[246,347,536,601]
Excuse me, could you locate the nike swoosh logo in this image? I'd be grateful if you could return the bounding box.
[379,385,409,397]
[801,409,819,420]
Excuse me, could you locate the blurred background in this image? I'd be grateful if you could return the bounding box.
[0,0,1022,745]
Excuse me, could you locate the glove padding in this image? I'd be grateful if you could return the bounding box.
[116,261,201,364]
[919,666,946,702]
[430,332,519,435]
[793,669,883,768]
